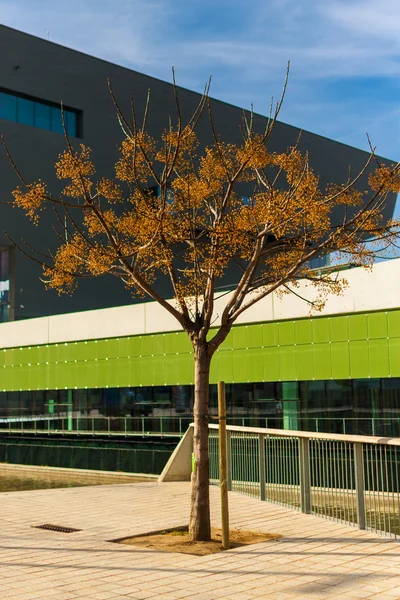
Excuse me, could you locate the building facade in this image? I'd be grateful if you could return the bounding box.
[0,24,397,321]
[0,25,399,472]
[0,258,399,438]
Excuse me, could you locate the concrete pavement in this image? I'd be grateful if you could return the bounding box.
[1,481,400,599]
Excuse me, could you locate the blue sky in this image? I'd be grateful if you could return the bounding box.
[1,0,400,165]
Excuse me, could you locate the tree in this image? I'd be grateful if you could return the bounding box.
[3,74,399,541]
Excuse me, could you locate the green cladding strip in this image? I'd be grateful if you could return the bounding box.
[1,309,400,391]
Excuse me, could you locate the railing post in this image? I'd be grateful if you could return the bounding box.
[259,434,266,501]
[354,442,366,530]
[299,437,311,514]
[218,381,230,550]
[227,430,232,491]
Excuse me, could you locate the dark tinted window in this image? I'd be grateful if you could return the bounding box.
[35,102,51,129]
[0,92,17,121]
[0,89,80,137]
[17,97,34,126]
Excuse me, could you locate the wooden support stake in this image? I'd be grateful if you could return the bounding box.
[218,381,230,550]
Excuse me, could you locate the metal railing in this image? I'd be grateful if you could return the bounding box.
[208,424,400,539]
[0,415,192,437]
[1,414,400,438]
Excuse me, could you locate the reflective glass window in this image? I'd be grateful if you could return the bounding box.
[34,102,51,130]
[51,106,64,134]
[0,90,80,136]
[0,92,17,121]
[17,97,34,126]
[65,109,77,136]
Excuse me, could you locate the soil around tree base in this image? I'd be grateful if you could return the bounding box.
[113,527,282,555]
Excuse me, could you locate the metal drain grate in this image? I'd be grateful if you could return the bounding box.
[33,524,81,533]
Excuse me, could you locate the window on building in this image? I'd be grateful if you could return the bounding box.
[0,89,81,137]
[0,246,12,323]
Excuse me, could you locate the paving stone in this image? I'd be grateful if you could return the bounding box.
[1,481,400,599]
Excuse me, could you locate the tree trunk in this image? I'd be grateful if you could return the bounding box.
[189,342,211,541]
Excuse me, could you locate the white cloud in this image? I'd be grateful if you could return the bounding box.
[1,0,400,160]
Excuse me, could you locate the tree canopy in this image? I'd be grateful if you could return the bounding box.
[4,75,400,541]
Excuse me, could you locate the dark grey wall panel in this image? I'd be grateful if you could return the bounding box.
[0,25,396,320]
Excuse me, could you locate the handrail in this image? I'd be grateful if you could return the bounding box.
[206,423,400,446]
[200,423,400,538]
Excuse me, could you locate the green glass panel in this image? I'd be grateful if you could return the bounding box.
[348,314,368,341]
[94,340,111,360]
[262,347,280,381]
[17,348,30,366]
[28,346,39,365]
[27,365,40,390]
[46,363,59,389]
[72,342,86,360]
[70,362,85,389]
[388,311,400,338]
[106,338,118,358]
[65,363,77,388]
[62,342,76,361]
[367,312,387,340]
[245,348,265,382]
[152,357,168,384]
[209,353,219,383]
[165,355,180,382]
[232,326,248,350]
[330,316,348,342]
[117,337,132,358]
[138,358,153,386]
[153,333,167,356]
[279,346,296,380]
[141,335,154,357]
[177,356,194,384]
[389,338,400,377]
[313,344,331,380]
[312,318,330,344]
[247,325,263,349]
[369,339,390,378]
[278,321,295,346]
[176,333,191,353]
[331,342,350,379]
[55,344,67,363]
[263,323,278,347]
[0,352,6,368]
[349,341,369,378]
[81,341,100,360]
[296,345,314,380]
[132,357,144,386]
[116,357,130,382]
[218,329,233,350]
[218,351,234,382]
[5,349,15,367]
[295,319,313,345]
[233,350,248,382]
[126,335,142,356]
[0,367,11,390]
[102,359,117,388]
[96,360,107,388]
[129,337,142,358]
